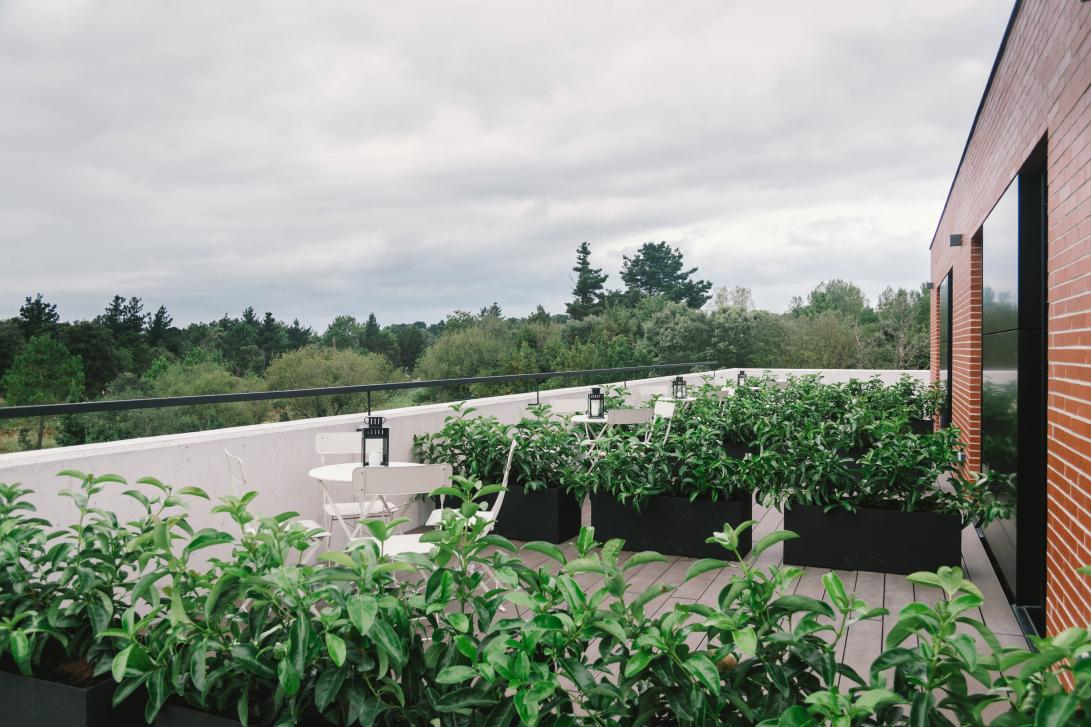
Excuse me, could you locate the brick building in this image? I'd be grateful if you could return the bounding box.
[930,0,1091,635]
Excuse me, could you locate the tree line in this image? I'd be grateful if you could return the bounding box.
[0,242,928,451]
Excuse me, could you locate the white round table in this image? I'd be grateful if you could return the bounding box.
[569,413,609,440]
[308,461,421,484]
[569,414,607,425]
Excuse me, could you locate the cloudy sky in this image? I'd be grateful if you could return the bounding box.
[0,0,1013,329]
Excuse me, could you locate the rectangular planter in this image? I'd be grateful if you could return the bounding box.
[157,703,243,727]
[783,504,961,574]
[0,667,143,727]
[590,493,752,558]
[493,483,582,543]
[723,440,758,460]
[910,418,934,435]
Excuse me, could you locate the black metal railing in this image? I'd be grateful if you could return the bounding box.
[0,362,718,420]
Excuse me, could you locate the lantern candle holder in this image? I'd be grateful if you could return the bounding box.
[737,370,747,386]
[587,387,605,419]
[358,416,390,466]
[671,375,687,399]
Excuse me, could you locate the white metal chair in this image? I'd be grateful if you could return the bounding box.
[581,407,656,465]
[646,400,677,444]
[314,432,393,540]
[607,408,654,427]
[425,436,517,531]
[224,449,329,560]
[346,463,454,557]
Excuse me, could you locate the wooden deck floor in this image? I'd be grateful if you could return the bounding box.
[509,496,1028,671]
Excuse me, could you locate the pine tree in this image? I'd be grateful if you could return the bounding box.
[567,242,608,320]
[257,312,289,366]
[18,294,59,339]
[620,242,712,308]
[147,305,173,347]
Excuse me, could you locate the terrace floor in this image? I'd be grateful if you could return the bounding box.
[507,497,1028,672]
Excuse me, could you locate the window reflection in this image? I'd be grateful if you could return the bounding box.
[981,181,1020,593]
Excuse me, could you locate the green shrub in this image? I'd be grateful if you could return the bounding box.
[2,474,1087,726]
[415,403,585,494]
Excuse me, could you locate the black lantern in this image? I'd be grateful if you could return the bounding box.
[587,387,605,419]
[737,370,747,386]
[357,416,389,466]
[671,375,687,399]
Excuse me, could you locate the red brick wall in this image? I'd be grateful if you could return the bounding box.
[930,0,1091,635]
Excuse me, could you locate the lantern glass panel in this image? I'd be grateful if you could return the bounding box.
[359,416,390,466]
[672,376,686,399]
[587,387,605,419]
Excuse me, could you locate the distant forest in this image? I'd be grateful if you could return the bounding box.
[0,242,928,452]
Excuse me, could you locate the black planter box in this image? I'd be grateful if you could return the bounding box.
[910,418,934,435]
[783,504,961,574]
[158,704,243,727]
[0,667,143,727]
[493,483,582,543]
[723,440,758,459]
[590,493,752,558]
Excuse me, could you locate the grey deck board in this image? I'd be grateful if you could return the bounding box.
[502,502,1027,672]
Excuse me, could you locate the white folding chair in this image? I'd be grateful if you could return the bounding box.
[347,463,453,557]
[646,400,677,444]
[582,407,655,466]
[224,449,329,561]
[314,432,393,540]
[425,436,517,531]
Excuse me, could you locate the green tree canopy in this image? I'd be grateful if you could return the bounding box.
[322,315,365,350]
[640,302,715,364]
[1,335,84,447]
[0,318,24,385]
[264,345,396,419]
[868,285,929,369]
[59,321,123,397]
[791,279,873,323]
[620,242,712,308]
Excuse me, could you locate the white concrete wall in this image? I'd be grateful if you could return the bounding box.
[0,369,925,532]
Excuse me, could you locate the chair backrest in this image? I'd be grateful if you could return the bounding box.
[652,400,676,420]
[352,463,453,499]
[225,449,246,496]
[716,388,735,401]
[489,437,519,517]
[607,408,653,426]
[315,432,360,462]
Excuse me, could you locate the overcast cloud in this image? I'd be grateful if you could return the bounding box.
[0,0,1013,328]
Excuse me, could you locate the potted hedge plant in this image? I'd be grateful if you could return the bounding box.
[763,425,1007,573]
[589,395,755,558]
[7,469,1091,725]
[415,403,584,543]
[0,472,201,727]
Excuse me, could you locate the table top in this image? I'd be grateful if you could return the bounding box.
[661,396,697,403]
[569,414,609,425]
[308,461,421,483]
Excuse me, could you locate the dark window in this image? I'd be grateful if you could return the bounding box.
[979,139,1047,635]
[938,271,953,427]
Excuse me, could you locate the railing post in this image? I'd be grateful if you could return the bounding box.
[367,391,372,415]
[535,380,540,405]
